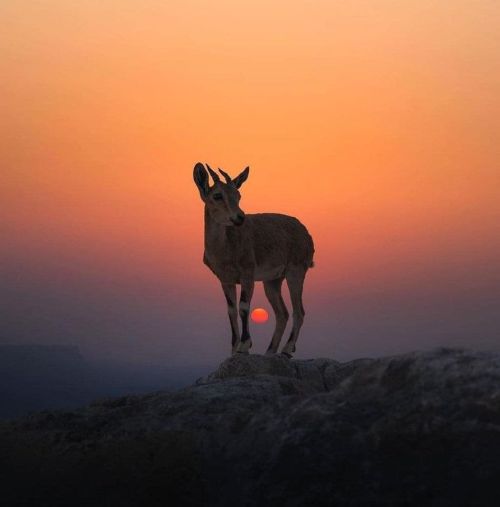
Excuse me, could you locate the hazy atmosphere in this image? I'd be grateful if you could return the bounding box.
[2,0,500,379]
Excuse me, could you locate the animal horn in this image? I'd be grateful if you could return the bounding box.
[218,168,232,184]
[205,164,220,184]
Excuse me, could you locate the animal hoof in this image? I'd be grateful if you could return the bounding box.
[280,352,293,359]
[235,339,252,354]
[265,349,276,356]
[281,342,296,357]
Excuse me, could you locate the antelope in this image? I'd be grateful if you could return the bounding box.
[193,162,315,357]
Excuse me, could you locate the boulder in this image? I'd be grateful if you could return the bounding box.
[1,348,500,506]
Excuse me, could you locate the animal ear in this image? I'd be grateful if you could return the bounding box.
[193,162,209,199]
[233,166,249,189]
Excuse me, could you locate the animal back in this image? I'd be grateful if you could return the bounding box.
[248,213,314,272]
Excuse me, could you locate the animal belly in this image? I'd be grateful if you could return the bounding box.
[254,263,286,281]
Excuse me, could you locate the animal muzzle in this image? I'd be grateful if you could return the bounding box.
[230,213,245,226]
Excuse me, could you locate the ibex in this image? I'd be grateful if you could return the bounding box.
[193,162,315,357]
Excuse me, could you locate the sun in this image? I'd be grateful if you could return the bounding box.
[251,308,269,324]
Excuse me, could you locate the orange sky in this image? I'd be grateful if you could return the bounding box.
[1,1,499,362]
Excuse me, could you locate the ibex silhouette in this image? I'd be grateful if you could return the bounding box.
[193,162,314,357]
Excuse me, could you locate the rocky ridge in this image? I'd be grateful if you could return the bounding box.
[1,348,500,506]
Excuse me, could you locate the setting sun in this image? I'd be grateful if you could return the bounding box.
[251,308,269,324]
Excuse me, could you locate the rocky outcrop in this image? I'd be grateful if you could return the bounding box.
[1,348,500,506]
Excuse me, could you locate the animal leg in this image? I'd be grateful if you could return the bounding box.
[263,278,289,354]
[235,279,254,354]
[281,269,306,357]
[221,283,240,355]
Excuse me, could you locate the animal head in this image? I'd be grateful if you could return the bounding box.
[193,162,249,226]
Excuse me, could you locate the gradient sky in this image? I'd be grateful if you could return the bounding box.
[2,1,499,368]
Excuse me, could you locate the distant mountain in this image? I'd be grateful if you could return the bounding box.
[0,344,91,417]
[0,344,85,377]
[0,344,209,418]
[1,348,500,506]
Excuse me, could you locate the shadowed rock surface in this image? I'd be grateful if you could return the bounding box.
[1,348,500,506]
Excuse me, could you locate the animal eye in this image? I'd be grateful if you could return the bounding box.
[213,193,223,201]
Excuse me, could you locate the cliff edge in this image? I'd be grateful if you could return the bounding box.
[2,348,500,506]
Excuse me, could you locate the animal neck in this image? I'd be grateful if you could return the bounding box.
[204,207,226,253]
[204,207,242,255]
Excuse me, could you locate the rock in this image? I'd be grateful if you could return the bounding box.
[205,353,298,381]
[1,348,500,506]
